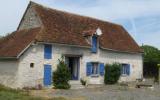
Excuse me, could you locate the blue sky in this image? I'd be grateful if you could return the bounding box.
[0,0,160,49]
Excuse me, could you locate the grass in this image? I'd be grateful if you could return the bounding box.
[0,84,66,100]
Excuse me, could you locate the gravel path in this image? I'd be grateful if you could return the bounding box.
[31,85,160,100]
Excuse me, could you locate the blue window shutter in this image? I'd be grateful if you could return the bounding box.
[91,36,97,53]
[121,65,123,74]
[99,63,105,76]
[44,44,52,59]
[86,62,92,76]
[127,64,130,75]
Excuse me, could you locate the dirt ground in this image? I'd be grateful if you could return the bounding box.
[30,84,160,100]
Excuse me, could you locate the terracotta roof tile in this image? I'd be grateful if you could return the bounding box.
[82,29,97,36]
[33,3,142,53]
[0,27,41,58]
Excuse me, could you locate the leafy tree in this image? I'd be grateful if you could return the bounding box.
[53,57,71,89]
[141,45,160,63]
[141,45,160,78]
[104,63,122,84]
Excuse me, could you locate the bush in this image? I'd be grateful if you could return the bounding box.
[53,57,71,89]
[80,79,86,86]
[104,63,122,84]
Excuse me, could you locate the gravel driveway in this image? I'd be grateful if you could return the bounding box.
[30,85,160,100]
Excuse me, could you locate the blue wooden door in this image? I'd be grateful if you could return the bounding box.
[44,65,52,86]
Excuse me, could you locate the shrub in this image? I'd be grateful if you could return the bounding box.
[104,63,122,84]
[80,79,86,86]
[53,57,71,89]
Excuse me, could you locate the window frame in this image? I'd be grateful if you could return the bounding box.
[91,35,98,53]
[90,62,101,77]
[121,63,130,76]
[44,44,52,59]
[91,62,99,75]
[86,62,105,77]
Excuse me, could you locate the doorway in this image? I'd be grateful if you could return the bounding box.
[65,57,80,80]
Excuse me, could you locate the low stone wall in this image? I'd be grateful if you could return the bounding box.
[0,61,19,88]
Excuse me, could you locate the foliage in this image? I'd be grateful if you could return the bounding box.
[104,63,122,84]
[141,45,160,63]
[80,79,86,86]
[53,57,71,89]
[141,45,160,77]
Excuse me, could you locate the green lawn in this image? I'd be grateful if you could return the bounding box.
[0,84,66,100]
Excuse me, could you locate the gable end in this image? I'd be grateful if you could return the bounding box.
[17,2,42,30]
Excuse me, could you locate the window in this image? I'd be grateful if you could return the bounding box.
[92,63,99,74]
[30,63,34,68]
[91,35,97,53]
[121,64,130,75]
[44,44,52,59]
[86,62,104,76]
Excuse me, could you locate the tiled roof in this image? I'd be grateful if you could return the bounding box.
[0,27,41,58]
[0,2,142,58]
[82,29,97,36]
[33,2,142,53]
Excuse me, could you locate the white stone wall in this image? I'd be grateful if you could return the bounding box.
[18,44,61,88]
[17,43,143,88]
[18,4,42,30]
[0,61,19,88]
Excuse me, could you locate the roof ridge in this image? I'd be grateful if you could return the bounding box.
[30,1,122,27]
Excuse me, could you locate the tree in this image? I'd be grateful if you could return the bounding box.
[104,63,122,84]
[53,57,71,89]
[141,45,160,78]
[141,45,160,63]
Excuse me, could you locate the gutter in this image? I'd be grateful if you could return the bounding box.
[0,57,18,61]
[37,42,91,49]
[100,46,143,54]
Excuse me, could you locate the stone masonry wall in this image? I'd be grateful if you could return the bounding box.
[18,4,42,30]
[17,43,143,88]
[0,61,19,88]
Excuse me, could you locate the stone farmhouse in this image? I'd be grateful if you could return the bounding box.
[0,1,143,88]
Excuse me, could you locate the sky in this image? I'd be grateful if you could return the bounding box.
[0,0,160,49]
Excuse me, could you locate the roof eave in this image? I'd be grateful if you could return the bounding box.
[37,41,91,49]
[0,41,35,61]
[100,46,143,54]
[16,42,34,59]
[0,57,18,61]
